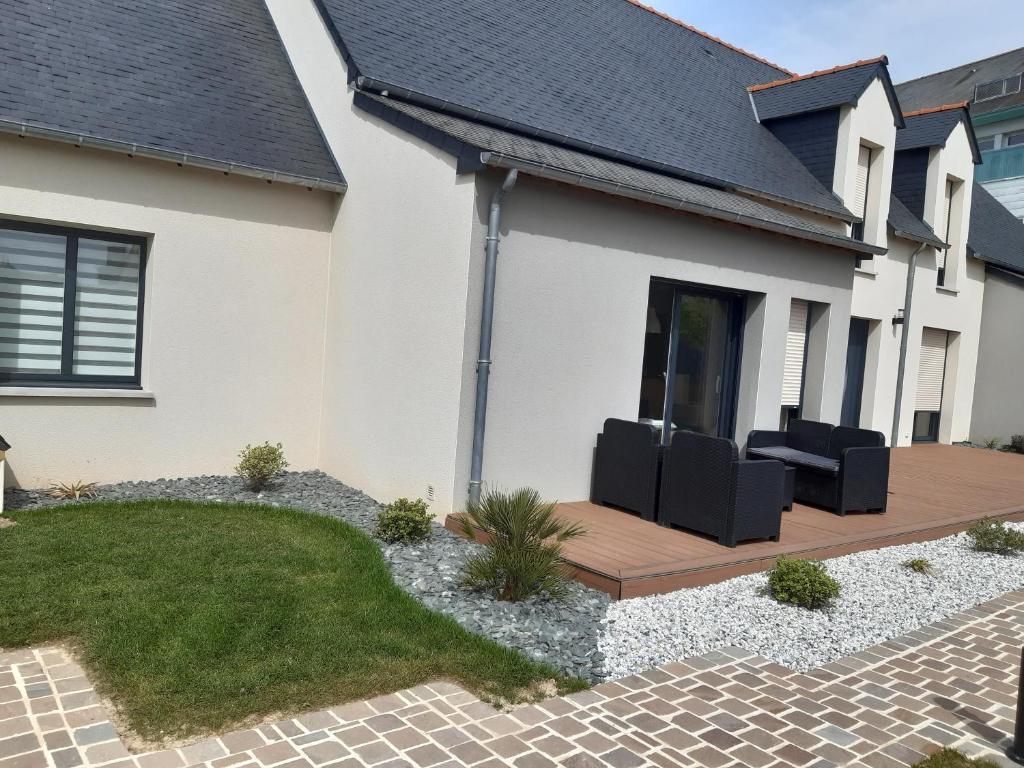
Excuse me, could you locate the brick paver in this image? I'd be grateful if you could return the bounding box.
[2,591,1023,768]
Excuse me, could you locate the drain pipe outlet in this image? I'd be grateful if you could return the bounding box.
[891,242,927,448]
[468,168,519,504]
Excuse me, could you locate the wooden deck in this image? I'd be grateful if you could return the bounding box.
[447,444,1024,599]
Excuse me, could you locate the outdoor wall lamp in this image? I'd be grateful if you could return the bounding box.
[892,308,905,326]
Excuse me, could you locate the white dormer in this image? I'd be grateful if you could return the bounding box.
[833,77,898,250]
[921,120,975,290]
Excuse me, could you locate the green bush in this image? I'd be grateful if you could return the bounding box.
[766,555,840,610]
[376,498,432,544]
[903,557,932,574]
[235,442,289,491]
[911,747,999,767]
[982,436,1001,450]
[458,488,585,602]
[1009,435,1024,454]
[966,518,1024,555]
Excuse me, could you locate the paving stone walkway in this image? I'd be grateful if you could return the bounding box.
[3,591,1023,768]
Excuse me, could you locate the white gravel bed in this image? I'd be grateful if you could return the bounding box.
[600,523,1024,678]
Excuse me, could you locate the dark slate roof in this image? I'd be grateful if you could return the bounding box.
[357,94,884,257]
[896,48,1024,117]
[968,183,1024,275]
[316,0,856,220]
[750,59,904,126]
[895,107,982,163]
[887,195,946,249]
[0,0,344,190]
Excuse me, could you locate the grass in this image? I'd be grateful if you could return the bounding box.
[903,557,933,574]
[0,500,584,741]
[911,747,1001,767]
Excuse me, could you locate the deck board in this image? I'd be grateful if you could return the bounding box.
[446,444,1024,598]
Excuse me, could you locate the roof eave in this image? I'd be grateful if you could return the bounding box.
[479,151,886,257]
[889,226,945,250]
[0,119,347,193]
[968,246,1024,278]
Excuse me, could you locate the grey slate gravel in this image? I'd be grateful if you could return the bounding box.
[4,471,610,682]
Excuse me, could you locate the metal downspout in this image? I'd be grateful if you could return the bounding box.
[468,169,519,504]
[891,243,928,447]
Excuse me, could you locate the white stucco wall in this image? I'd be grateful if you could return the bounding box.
[833,78,897,249]
[264,0,478,515]
[971,268,1024,442]
[851,121,983,446]
[0,135,334,488]
[453,174,856,507]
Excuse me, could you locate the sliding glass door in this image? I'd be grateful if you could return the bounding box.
[638,281,744,445]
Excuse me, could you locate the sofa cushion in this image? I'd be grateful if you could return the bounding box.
[747,445,840,476]
[785,419,833,455]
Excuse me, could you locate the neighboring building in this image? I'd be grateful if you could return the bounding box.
[2,0,1024,515]
[895,49,1024,444]
[965,184,1024,443]
[897,48,1024,221]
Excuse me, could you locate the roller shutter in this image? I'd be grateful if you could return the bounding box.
[853,145,871,218]
[915,327,948,412]
[782,299,808,407]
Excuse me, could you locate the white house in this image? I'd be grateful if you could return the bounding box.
[2,0,1023,516]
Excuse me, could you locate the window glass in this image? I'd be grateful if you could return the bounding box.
[73,239,142,377]
[0,228,67,375]
[1006,130,1024,147]
[976,135,996,152]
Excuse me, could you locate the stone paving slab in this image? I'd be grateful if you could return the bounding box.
[3,590,1024,768]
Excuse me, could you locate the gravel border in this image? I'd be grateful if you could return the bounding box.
[3,471,610,681]
[600,524,1024,677]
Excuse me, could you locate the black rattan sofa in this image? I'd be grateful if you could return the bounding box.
[746,419,889,515]
[591,418,663,521]
[659,430,785,547]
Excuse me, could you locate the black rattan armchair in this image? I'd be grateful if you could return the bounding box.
[659,430,785,547]
[591,418,662,521]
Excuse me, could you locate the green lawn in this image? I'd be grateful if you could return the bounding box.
[0,500,583,741]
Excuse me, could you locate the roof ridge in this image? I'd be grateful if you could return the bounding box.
[747,56,887,93]
[903,101,970,118]
[896,46,1024,87]
[621,0,795,76]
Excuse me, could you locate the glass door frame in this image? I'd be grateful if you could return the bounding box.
[653,278,746,446]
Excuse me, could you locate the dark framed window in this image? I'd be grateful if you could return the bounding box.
[0,219,147,388]
[976,135,996,152]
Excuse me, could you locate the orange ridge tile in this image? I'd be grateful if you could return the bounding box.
[903,101,971,117]
[747,56,888,92]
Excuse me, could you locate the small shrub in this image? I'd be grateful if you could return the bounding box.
[766,555,840,610]
[235,442,288,491]
[376,498,432,544]
[982,436,1001,450]
[1009,435,1024,454]
[47,481,99,501]
[902,557,932,574]
[459,487,585,602]
[966,518,1024,555]
[911,747,999,767]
